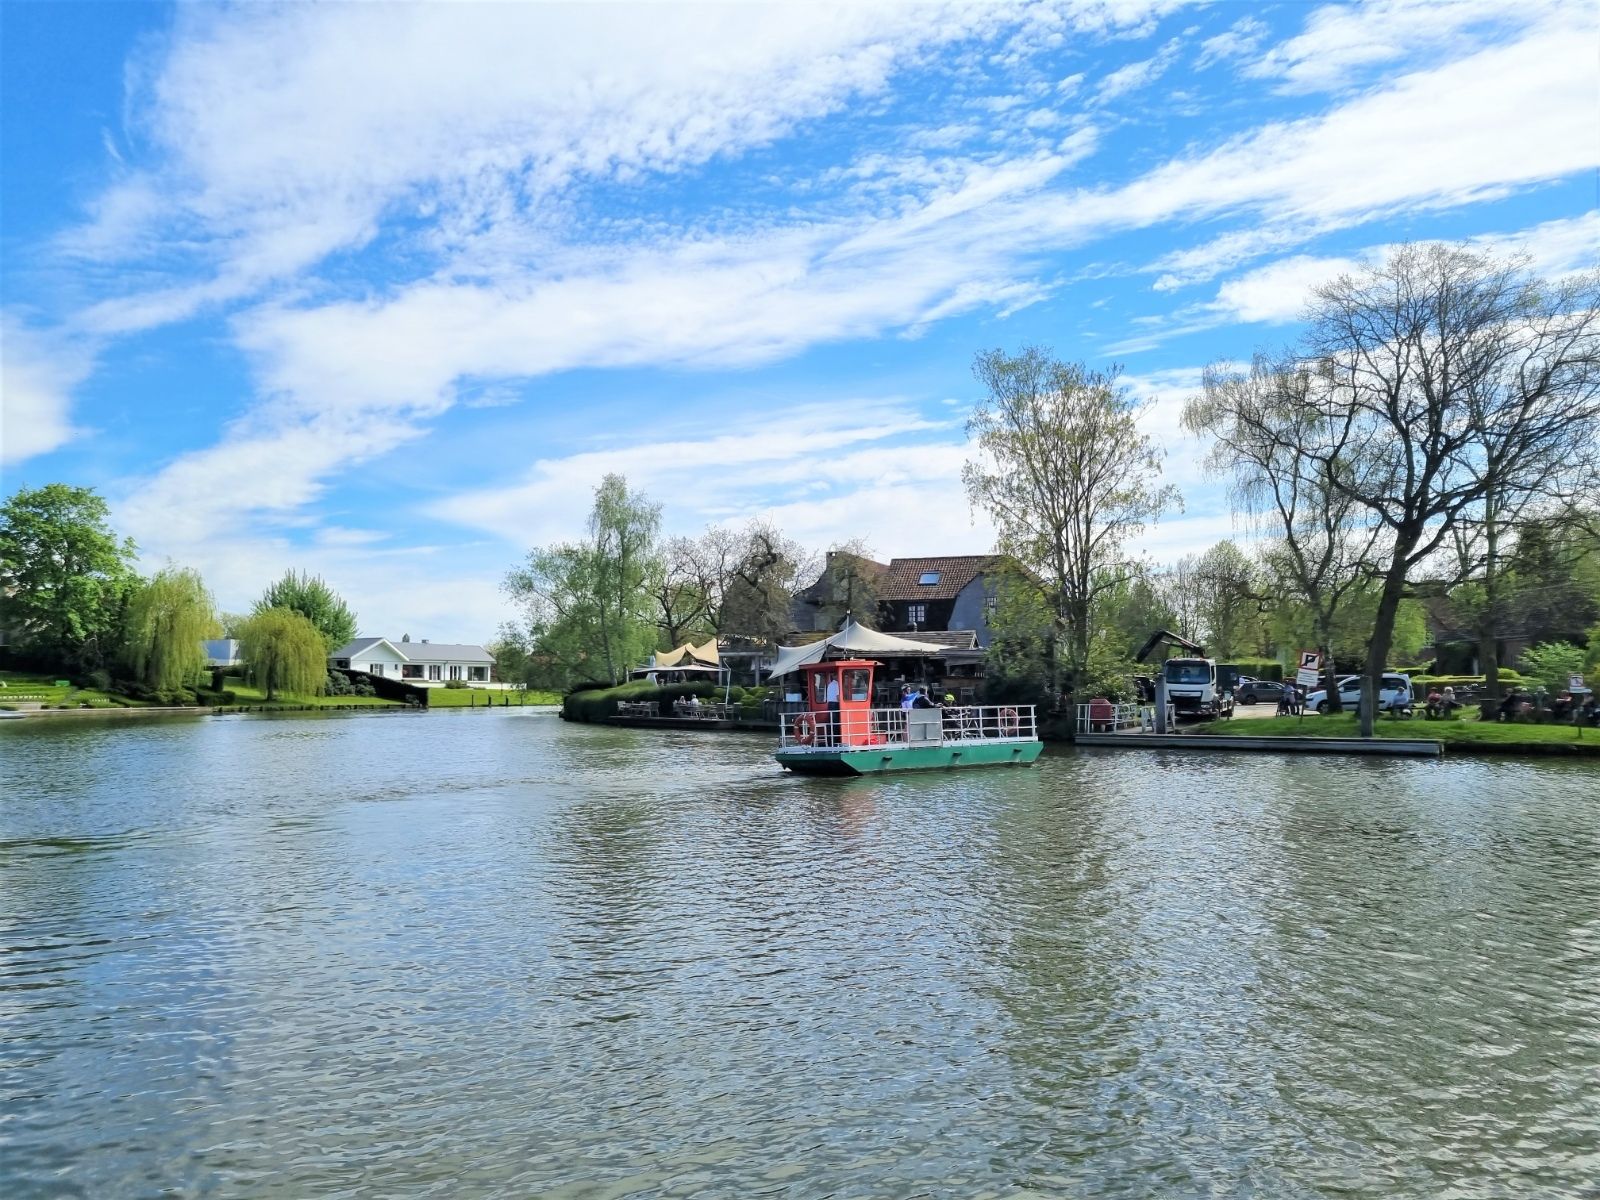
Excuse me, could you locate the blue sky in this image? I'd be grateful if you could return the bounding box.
[2,0,1595,643]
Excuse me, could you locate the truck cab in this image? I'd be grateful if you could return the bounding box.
[1162,657,1234,720]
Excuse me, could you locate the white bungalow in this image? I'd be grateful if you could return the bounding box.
[330,637,494,684]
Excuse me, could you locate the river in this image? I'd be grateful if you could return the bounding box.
[2,710,1596,1198]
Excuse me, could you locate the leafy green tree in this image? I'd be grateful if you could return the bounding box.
[1193,541,1266,659]
[1519,641,1587,694]
[125,566,220,691]
[254,570,358,651]
[237,607,327,699]
[0,483,137,670]
[1092,568,1177,662]
[964,347,1178,691]
[505,474,662,687]
[982,565,1057,703]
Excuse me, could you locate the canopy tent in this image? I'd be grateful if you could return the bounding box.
[652,638,720,669]
[768,619,946,678]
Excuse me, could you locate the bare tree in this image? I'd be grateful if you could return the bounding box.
[964,347,1178,690]
[717,520,817,644]
[1185,353,1382,709]
[1298,246,1600,733]
[1156,554,1205,644]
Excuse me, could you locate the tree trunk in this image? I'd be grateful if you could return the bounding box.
[1481,506,1501,700]
[1359,561,1411,737]
[1318,620,1341,715]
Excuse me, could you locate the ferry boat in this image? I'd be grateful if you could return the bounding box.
[774,658,1043,776]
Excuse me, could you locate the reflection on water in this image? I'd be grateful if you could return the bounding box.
[2,714,1597,1197]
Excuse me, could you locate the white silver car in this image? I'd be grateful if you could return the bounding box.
[1305,673,1412,714]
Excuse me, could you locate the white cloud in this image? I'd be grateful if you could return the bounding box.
[1093,37,1180,102]
[71,3,1598,625]
[1248,0,1564,94]
[1210,254,1362,324]
[1194,17,1266,70]
[0,319,92,465]
[63,0,1179,326]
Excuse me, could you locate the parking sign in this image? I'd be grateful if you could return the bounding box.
[1296,650,1322,688]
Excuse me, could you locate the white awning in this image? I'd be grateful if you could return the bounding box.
[767,619,949,677]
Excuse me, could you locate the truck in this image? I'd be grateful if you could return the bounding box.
[1133,630,1235,722]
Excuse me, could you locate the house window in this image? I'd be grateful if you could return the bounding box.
[469,667,488,682]
[402,665,423,679]
[918,571,941,585]
[907,603,926,625]
[335,659,350,668]
[449,665,462,680]
[428,665,442,680]
[370,663,384,677]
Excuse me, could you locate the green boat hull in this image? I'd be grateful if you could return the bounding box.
[775,740,1043,776]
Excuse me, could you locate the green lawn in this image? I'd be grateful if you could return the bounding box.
[1201,711,1599,749]
[424,686,561,707]
[0,670,145,708]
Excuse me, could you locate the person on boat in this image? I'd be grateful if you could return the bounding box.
[911,690,936,709]
[900,686,916,710]
[825,675,840,745]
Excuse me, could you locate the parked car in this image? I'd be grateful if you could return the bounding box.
[1235,679,1286,705]
[1305,674,1413,714]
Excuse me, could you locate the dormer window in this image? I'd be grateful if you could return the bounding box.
[918,571,941,585]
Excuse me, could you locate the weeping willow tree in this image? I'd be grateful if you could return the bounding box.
[238,607,327,699]
[124,566,219,691]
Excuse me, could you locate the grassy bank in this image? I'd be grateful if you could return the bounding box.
[425,686,561,707]
[0,670,146,709]
[1198,712,1600,753]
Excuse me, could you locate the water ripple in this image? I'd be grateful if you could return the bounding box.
[1,715,1596,1197]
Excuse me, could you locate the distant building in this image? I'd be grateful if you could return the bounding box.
[792,552,1017,648]
[330,637,494,683]
[202,639,242,667]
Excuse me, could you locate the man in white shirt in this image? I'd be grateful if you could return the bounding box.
[825,675,840,744]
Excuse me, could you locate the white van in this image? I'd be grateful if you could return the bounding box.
[1304,673,1412,714]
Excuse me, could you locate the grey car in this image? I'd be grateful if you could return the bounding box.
[1235,679,1287,706]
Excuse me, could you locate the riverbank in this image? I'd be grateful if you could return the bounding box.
[1194,712,1600,756]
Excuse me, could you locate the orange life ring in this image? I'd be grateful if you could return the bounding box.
[999,706,1019,735]
[792,713,816,745]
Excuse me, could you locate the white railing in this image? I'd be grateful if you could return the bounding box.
[778,704,1037,750]
[1075,702,1147,733]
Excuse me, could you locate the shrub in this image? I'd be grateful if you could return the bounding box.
[74,669,113,692]
[352,679,376,697]
[562,679,717,722]
[325,670,354,696]
[444,677,468,689]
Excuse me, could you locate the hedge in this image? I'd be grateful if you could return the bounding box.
[563,679,718,722]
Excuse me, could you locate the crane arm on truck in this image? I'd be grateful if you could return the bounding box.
[1133,629,1206,663]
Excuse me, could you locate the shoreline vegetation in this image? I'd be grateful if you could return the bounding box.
[0,671,561,715]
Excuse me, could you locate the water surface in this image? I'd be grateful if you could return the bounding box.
[2,711,1597,1197]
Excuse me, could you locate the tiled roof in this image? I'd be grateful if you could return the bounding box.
[876,555,1002,601]
[894,629,978,649]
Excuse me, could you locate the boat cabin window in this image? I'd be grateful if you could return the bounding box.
[1165,660,1212,684]
[810,673,836,706]
[844,668,870,702]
